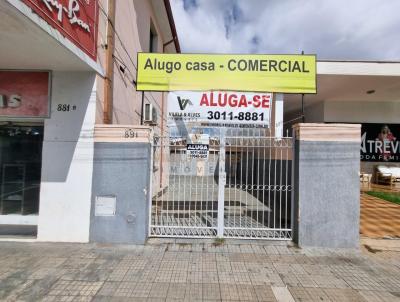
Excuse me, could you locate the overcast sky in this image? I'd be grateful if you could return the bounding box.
[170,0,400,60]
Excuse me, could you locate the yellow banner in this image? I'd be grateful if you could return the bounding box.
[137,53,316,93]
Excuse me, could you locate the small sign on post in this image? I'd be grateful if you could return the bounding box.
[186,143,209,159]
[187,133,210,160]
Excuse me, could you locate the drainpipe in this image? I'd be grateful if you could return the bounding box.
[103,0,116,124]
[163,0,181,53]
[140,92,145,125]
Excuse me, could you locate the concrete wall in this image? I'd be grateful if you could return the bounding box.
[37,71,96,242]
[293,124,361,248]
[90,142,151,244]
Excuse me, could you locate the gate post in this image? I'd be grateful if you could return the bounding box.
[217,129,226,237]
[292,123,361,248]
[89,125,152,244]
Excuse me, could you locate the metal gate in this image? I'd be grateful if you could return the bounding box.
[150,128,293,240]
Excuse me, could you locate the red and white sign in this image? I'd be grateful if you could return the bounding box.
[168,91,272,128]
[22,0,99,61]
[0,71,50,118]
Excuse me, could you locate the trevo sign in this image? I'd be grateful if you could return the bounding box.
[22,0,99,61]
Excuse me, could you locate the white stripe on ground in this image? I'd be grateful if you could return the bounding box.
[272,286,295,302]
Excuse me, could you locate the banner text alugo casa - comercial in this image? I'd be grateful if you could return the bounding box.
[137,53,317,94]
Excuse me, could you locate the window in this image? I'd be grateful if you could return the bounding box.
[149,22,158,53]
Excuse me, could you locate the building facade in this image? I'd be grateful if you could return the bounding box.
[1,1,399,248]
[0,0,179,242]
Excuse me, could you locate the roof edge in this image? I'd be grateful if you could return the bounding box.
[317,59,400,64]
[163,0,181,53]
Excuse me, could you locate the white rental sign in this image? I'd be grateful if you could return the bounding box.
[168,91,272,128]
[187,134,210,159]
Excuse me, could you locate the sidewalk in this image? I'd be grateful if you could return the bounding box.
[0,239,399,301]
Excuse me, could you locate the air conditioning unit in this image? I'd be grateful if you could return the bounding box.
[143,103,158,125]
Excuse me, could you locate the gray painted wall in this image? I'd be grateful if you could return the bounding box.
[293,140,360,248]
[90,142,151,244]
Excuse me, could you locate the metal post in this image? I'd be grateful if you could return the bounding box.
[217,128,226,237]
[301,50,305,123]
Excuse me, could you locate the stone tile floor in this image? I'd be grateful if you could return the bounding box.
[0,239,399,301]
[360,192,400,238]
[360,183,400,239]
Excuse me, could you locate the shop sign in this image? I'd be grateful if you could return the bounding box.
[137,53,316,93]
[22,0,98,61]
[168,91,271,128]
[361,123,400,162]
[0,71,50,118]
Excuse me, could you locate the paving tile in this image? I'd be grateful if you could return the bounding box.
[108,268,129,282]
[202,271,219,283]
[187,270,202,283]
[97,281,119,296]
[236,284,257,301]
[130,282,153,298]
[280,274,317,288]
[220,284,240,300]
[253,285,277,302]
[288,286,330,302]
[273,263,307,275]
[122,269,143,282]
[202,283,220,300]
[219,271,237,284]
[342,274,385,290]
[311,274,350,289]
[184,283,202,300]
[167,283,186,299]
[0,241,398,302]
[323,288,366,301]
[148,282,169,298]
[155,270,174,283]
[232,272,252,284]
[359,290,400,302]
[231,261,248,272]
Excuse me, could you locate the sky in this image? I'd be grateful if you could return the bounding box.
[170,0,400,60]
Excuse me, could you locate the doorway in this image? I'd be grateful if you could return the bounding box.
[0,123,44,237]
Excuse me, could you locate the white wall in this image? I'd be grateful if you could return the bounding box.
[324,101,400,123]
[37,71,96,242]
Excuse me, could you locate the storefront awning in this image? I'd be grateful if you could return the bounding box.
[285,61,400,114]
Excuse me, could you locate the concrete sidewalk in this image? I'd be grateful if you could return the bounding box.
[0,240,399,301]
